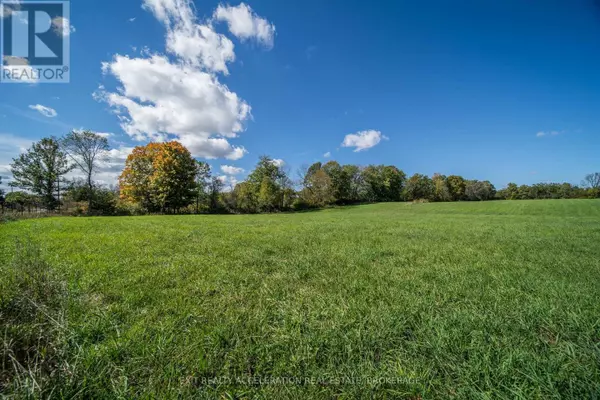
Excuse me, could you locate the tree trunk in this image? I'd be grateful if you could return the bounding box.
[88,174,93,214]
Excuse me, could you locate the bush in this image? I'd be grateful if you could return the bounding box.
[115,201,146,216]
[292,198,313,211]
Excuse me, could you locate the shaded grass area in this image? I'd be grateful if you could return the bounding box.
[1,200,600,398]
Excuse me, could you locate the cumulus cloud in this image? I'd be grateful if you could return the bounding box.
[63,145,134,186]
[52,16,75,37]
[221,165,245,175]
[143,0,235,73]
[29,104,57,118]
[341,130,387,152]
[323,151,331,158]
[536,130,561,138]
[217,174,239,191]
[98,55,250,142]
[98,0,274,161]
[213,3,275,48]
[271,158,285,167]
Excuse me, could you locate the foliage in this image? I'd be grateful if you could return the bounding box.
[362,165,406,202]
[119,142,198,212]
[10,137,73,211]
[432,173,452,202]
[496,182,589,200]
[233,181,259,213]
[232,156,291,213]
[301,167,334,207]
[446,175,466,201]
[465,180,496,201]
[4,191,39,212]
[404,173,434,201]
[64,179,118,215]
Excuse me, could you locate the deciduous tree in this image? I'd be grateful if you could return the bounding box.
[61,130,109,212]
[446,175,466,201]
[404,174,434,201]
[432,173,452,202]
[119,142,198,212]
[10,137,73,210]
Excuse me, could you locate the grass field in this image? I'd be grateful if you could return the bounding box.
[1,200,600,399]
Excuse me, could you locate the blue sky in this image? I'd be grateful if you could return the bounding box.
[1,0,599,191]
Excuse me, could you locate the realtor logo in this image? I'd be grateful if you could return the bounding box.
[1,0,70,83]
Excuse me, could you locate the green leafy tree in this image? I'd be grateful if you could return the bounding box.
[404,174,434,201]
[503,183,519,200]
[342,164,366,203]
[258,176,280,212]
[465,180,496,201]
[233,181,259,213]
[5,191,36,212]
[246,156,290,211]
[432,173,452,202]
[10,137,73,210]
[361,165,405,202]
[302,168,334,207]
[64,179,117,214]
[322,161,351,203]
[446,175,466,201]
[61,130,110,212]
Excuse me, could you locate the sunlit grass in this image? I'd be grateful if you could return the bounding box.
[1,200,599,398]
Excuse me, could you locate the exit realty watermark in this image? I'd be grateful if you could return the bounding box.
[1,0,70,83]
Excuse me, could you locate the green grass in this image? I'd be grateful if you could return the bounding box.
[1,200,600,399]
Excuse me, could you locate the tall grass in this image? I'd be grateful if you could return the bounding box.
[0,200,599,398]
[0,239,76,397]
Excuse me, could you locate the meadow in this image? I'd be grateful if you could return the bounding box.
[1,200,600,399]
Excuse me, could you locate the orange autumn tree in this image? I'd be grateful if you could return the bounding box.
[119,142,199,212]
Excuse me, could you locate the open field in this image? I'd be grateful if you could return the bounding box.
[1,200,600,398]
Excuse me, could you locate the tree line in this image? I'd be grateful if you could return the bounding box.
[1,135,599,216]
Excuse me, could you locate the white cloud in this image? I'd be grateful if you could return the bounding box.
[64,145,134,186]
[0,133,36,188]
[98,0,274,161]
[271,158,285,167]
[221,165,245,175]
[323,151,331,158]
[28,104,57,118]
[213,3,276,48]
[143,0,235,74]
[2,56,38,84]
[177,136,247,160]
[536,130,561,138]
[52,16,75,37]
[217,174,239,191]
[94,146,133,185]
[341,130,387,152]
[129,17,136,22]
